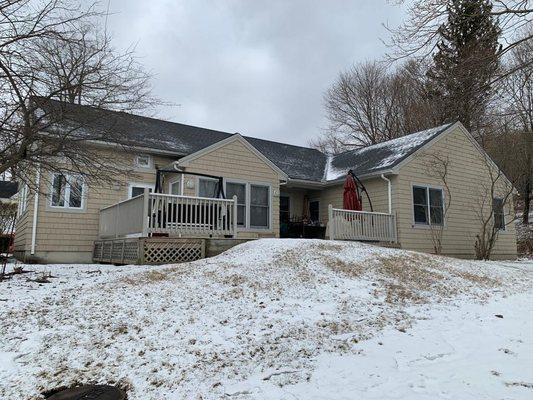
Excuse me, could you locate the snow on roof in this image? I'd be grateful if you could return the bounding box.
[327,123,453,181]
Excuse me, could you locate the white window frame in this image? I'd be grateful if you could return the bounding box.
[134,154,152,169]
[49,173,86,211]
[18,184,29,215]
[168,176,182,195]
[411,184,445,227]
[224,179,272,231]
[128,182,154,199]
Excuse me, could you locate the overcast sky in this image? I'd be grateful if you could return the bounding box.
[105,0,405,147]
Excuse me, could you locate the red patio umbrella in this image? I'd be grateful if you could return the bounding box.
[343,173,362,211]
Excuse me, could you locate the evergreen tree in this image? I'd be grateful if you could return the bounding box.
[427,0,501,131]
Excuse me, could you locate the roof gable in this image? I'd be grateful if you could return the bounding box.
[177,134,288,179]
[326,123,454,181]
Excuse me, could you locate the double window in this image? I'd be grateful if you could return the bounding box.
[412,185,444,226]
[50,173,85,209]
[199,178,271,229]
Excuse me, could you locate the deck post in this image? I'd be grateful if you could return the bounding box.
[142,188,150,237]
[114,202,119,238]
[391,213,398,243]
[232,195,238,238]
[328,204,334,240]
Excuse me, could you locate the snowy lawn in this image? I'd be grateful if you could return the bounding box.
[1,239,533,399]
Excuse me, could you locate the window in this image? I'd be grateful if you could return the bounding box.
[18,184,29,215]
[493,198,505,231]
[135,154,152,169]
[412,185,444,225]
[226,182,246,226]
[50,173,85,209]
[128,183,154,198]
[280,195,290,224]
[169,179,181,195]
[250,184,269,228]
[309,200,320,222]
[198,178,219,198]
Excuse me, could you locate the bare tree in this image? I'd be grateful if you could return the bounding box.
[31,24,161,114]
[488,30,532,223]
[386,0,533,78]
[422,153,453,254]
[313,60,438,152]
[0,1,159,191]
[473,155,516,259]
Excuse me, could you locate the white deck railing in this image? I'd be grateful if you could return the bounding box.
[328,205,397,242]
[99,189,238,239]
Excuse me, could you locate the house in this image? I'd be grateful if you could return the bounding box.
[14,100,517,263]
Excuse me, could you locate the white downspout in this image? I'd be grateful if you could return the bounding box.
[30,166,41,255]
[380,174,392,214]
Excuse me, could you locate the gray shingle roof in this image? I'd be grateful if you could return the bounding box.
[326,123,454,181]
[35,98,453,183]
[0,181,18,199]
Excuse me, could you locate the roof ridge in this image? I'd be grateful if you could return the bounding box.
[34,96,236,137]
[245,136,325,154]
[36,96,328,154]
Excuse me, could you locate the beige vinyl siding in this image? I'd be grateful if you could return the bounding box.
[13,191,33,253]
[181,139,282,239]
[21,151,174,262]
[394,126,517,259]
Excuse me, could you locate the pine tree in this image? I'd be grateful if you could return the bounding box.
[427,0,501,131]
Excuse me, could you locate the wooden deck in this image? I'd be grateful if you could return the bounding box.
[98,189,238,239]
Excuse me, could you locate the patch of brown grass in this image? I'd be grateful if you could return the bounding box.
[121,270,169,286]
[323,258,363,278]
[371,254,455,304]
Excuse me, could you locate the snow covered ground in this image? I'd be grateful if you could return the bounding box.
[1,239,532,399]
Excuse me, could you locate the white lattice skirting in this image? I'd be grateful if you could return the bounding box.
[93,238,205,265]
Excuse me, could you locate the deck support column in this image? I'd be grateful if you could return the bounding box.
[142,188,150,237]
[328,204,334,240]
